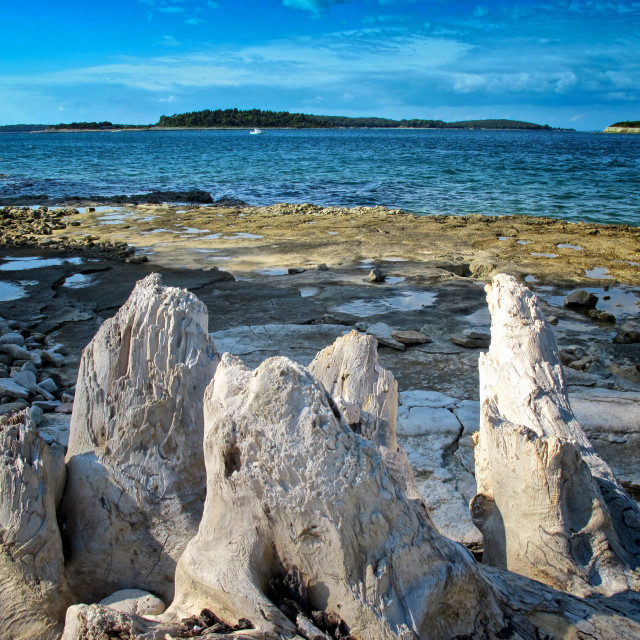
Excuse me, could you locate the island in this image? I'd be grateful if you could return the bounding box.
[604,120,640,133]
[0,110,571,132]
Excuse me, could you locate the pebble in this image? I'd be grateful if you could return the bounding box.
[41,350,64,367]
[1,344,31,361]
[0,378,29,399]
[0,333,25,346]
[31,400,62,411]
[55,403,74,414]
[0,400,29,415]
[39,377,58,393]
[369,267,386,283]
[390,330,432,346]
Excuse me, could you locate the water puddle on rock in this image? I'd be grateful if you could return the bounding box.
[62,273,96,288]
[531,252,559,258]
[299,286,320,298]
[0,281,27,301]
[331,290,437,316]
[88,206,120,213]
[585,267,613,279]
[0,256,84,271]
[328,231,338,235]
[557,243,583,251]
[385,276,405,284]
[463,307,490,327]
[517,240,531,245]
[524,275,537,283]
[544,287,640,319]
[180,227,208,234]
[383,257,408,262]
[256,267,289,276]
[232,233,263,239]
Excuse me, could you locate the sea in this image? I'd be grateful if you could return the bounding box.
[1,128,639,226]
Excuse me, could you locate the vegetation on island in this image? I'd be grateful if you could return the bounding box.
[48,121,151,130]
[156,108,558,130]
[611,120,640,128]
[0,110,570,132]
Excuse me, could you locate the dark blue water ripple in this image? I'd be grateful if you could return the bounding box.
[0,129,639,225]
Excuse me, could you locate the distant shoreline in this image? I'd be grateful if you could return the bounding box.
[25,126,574,133]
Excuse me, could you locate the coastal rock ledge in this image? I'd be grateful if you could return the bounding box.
[1,273,640,639]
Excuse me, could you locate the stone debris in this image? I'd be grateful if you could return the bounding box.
[0,206,137,260]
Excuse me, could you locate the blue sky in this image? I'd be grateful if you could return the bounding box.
[1,0,638,129]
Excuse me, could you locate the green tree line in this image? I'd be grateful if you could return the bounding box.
[611,120,640,127]
[156,109,555,130]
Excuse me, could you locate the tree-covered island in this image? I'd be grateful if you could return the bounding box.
[0,109,572,132]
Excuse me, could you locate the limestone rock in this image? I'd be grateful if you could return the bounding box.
[473,274,640,597]
[167,354,505,639]
[0,411,71,640]
[308,331,416,497]
[61,604,182,640]
[364,323,405,350]
[99,589,166,616]
[61,273,219,602]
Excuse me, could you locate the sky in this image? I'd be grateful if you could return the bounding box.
[1,0,638,130]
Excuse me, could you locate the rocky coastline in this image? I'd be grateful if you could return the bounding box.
[1,202,640,638]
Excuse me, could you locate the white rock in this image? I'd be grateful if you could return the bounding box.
[99,588,166,616]
[167,354,506,639]
[308,331,417,498]
[473,274,640,597]
[0,411,71,640]
[61,273,219,602]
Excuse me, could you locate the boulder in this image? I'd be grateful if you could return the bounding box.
[0,411,71,640]
[368,267,385,282]
[473,274,640,597]
[564,289,598,308]
[61,273,219,602]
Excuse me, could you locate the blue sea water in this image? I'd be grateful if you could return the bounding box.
[1,129,639,226]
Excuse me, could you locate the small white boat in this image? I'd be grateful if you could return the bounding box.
[249,128,264,135]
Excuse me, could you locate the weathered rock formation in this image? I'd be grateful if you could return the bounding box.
[0,411,71,640]
[473,274,640,596]
[61,273,218,602]
[308,330,418,498]
[168,354,507,639]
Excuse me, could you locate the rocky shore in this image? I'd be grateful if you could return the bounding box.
[1,202,640,638]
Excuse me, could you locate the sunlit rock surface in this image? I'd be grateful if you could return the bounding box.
[473,274,640,596]
[61,273,219,602]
